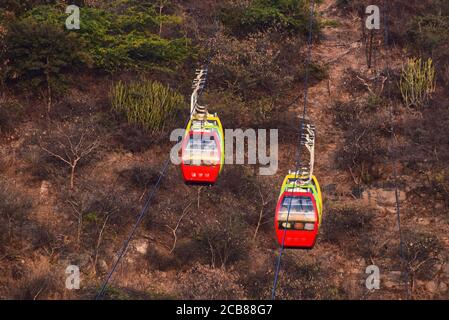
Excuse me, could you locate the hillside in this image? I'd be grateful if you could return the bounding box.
[0,0,448,300]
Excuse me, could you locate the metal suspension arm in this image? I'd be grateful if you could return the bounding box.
[190,68,209,119]
[292,122,316,185]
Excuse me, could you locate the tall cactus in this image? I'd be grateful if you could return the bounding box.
[400,57,436,108]
[110,80,184,132]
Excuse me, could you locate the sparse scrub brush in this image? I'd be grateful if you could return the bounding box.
[400,57,436,108]
[110,80,184,133]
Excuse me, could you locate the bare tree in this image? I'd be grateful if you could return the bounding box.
[66,182,128,272]
[39,123,100,189]
[166,202,193,253]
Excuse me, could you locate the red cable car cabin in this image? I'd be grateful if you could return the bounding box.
[181,130,221,183]
[274,191,319,249]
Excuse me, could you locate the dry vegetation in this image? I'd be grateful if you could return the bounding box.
[0,0,448,300]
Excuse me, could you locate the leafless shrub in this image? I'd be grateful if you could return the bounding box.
[38,122,101,189]
[334,96,390,184]
[198,212,248,269]
[29,223,56,251]
[214,168,273,238]
[63,180,135,271]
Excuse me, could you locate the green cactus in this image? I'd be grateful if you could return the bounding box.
[110,80,184,133]
[400,57,436,108]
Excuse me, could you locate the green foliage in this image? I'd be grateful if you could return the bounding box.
[221,0,321,37]
[400,57,436,108]
[2,16,88,98]
[112,0,182,33]
[110,80,184,133]
[62,5,191,72]
[8,2,194,73]
[22,3,65,25]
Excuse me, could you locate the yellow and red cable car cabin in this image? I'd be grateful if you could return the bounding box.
[274,173,323,249]
[180,114,224,184]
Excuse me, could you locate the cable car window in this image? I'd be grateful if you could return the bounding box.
[278,196,315,221]
[186,135,217,152]
[183,134,219,166]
